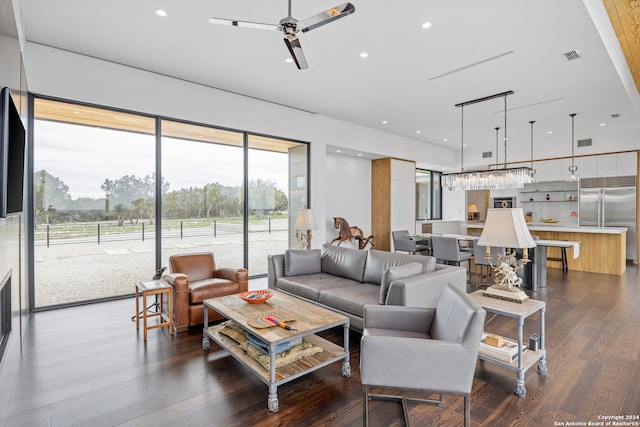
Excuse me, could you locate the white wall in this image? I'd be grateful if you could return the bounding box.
[324,153,371,245]
[25,43,460,247]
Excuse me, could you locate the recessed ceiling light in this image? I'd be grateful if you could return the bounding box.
[382,120,388,124]
[599,122,606,126]
[421,22,432,29]
[336,149,341,153]
[357,153,363,157]
[443,138,448,142]
[547,131,553,134]
[285,58,293,63]
[463,144,468,148]
[416,130,421,134]
[360,52,368,58]
[155,9,168,17]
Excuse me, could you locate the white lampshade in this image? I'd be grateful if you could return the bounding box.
[477,208,536,249]
[467,203,479,213]
[294,208,318,230]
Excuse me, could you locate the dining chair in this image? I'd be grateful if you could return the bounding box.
[431,236,472,267]
[472,243,505,288]
[431,236,472,281]
[392,230,429,255]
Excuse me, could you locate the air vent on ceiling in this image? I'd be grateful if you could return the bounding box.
[482,151,493,159]
[577,138,592,147]
[562,50,582,61]
[611,113,621,118]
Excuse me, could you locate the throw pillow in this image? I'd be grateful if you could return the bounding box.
[379,262,423,304]
[284,249,322,276]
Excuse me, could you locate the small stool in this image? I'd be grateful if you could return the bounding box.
[135,280,174,341]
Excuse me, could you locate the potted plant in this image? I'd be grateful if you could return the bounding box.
[525,211,533,223]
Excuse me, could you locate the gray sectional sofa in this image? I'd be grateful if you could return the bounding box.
[267,244,467,332]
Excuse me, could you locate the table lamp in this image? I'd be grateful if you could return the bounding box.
[294,208,318,250]
[477,208,537,303]
[467,203,479,221]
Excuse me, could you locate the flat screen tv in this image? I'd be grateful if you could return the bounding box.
[0,87,26,218]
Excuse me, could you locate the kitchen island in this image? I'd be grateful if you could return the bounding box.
[464,223,628,275]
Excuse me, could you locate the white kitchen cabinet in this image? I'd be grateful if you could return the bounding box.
[596,154,617,177]
[616,152,637,176]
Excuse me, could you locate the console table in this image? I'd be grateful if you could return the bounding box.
[470,291,547,397]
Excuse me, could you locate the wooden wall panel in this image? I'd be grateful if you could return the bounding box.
[371,159,392,251]
[603,0,640,94]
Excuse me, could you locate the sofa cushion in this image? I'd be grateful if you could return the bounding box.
[189,278,237,304]
[379,262,424,304]
[363,250,437,285]
[319,284,380,317]
[276,273,358,301]
[321,244,368,282]
[284,249,321,276]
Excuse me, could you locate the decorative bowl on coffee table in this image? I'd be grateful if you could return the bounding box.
[239,290,273,304]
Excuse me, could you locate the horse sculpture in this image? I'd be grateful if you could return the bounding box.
[331,217,375,249]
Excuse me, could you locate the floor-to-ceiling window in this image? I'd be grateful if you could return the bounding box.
[160,120,244,269]
[247,135,307,275]
[416,169,443,221]
[31,97,309,308]
[33,99,156,307]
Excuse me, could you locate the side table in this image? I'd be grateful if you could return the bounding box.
[470,291,547,397]
[135,280,174,341]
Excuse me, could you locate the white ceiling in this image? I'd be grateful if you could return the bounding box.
[19,0,640,170]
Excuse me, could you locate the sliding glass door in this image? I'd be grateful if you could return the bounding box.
[33,99,156,307]
[247,135,308,275]
[31,97,310,308]
[160,120,244,270]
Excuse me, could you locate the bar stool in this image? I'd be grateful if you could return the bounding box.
[135,279,174,341]
[546,246,568,273]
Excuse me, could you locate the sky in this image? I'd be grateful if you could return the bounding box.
[34,120,289,200]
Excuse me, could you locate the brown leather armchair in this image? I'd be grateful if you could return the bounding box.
[162,252,248,332]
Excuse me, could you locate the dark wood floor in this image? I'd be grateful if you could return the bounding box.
[3,265,640,427]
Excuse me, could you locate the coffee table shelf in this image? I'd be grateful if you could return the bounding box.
[202,291,350,412]
[205,325,347,383]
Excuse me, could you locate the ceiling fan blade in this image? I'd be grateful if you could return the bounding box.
[284,35,308,70]
[298,2,355,33]
[208,17,279,31]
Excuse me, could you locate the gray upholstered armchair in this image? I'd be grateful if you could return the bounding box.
[360,283,486,427]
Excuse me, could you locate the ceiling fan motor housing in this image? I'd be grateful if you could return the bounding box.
[279,17,298,34]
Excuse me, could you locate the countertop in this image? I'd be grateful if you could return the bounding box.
[464,223,628,234]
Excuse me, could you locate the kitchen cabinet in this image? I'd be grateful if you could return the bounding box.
[617,152,637,176]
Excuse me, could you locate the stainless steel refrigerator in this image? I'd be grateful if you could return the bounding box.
[580,176,637,263]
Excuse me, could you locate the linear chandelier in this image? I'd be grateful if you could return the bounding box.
[442,91,534,191]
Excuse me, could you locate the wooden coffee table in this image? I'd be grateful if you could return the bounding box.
[202,290,351,412]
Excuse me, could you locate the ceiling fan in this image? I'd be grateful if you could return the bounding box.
[208,1,355,70]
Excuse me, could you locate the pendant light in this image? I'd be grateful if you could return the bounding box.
[567,113,579,181]
[441,90,534,191]
[529,120,536,183]
[494,126,500,166]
